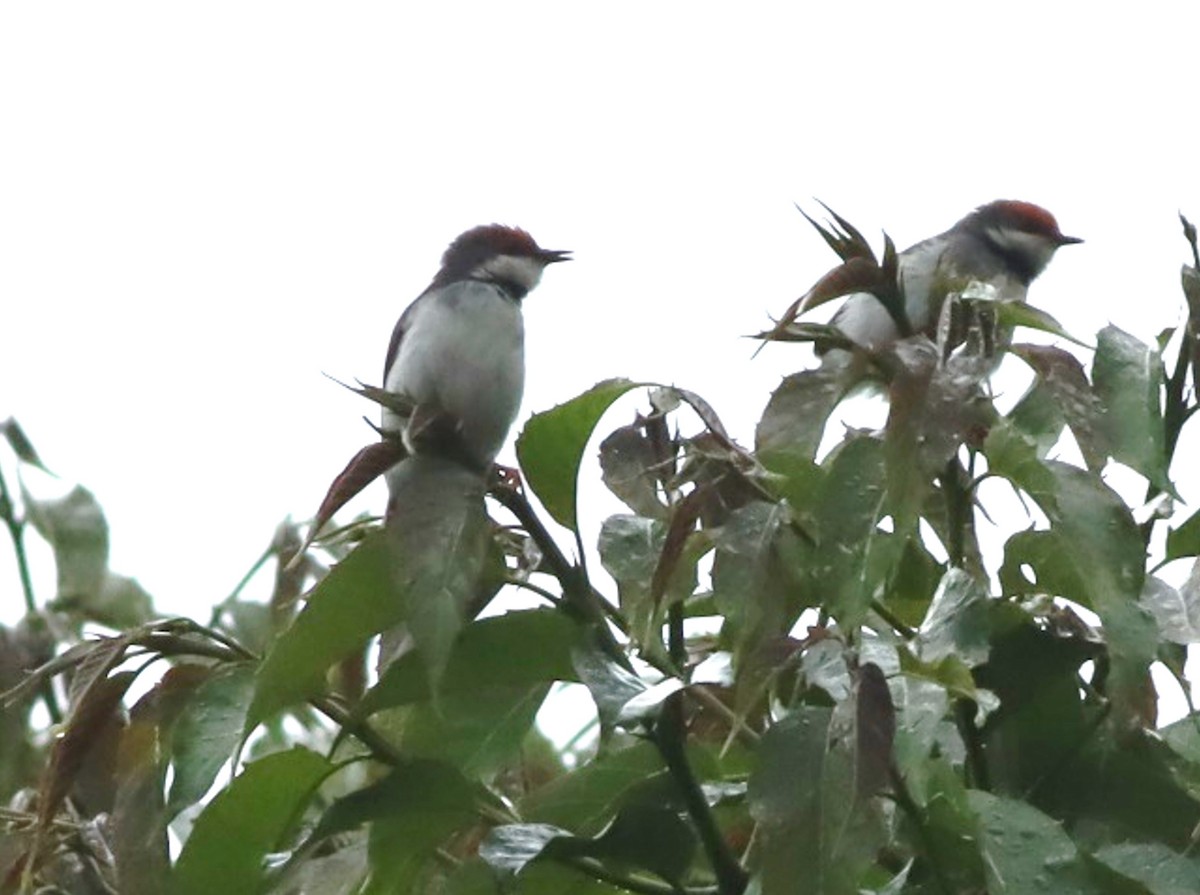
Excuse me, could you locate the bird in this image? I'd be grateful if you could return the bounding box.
[826,200,1080,356]
[381,224,571,472]
[772,200,1081,375]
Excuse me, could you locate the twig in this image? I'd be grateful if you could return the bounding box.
[0,465,37,614]
[654,692,748,895]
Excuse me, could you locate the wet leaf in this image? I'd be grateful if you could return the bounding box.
[171,748,334,895]
[969,791,1093,894]
[598,425,666,519]
[517,379,641,531]
[167,663,256,818]
[1093,325,1173,494]
[756,367,846,465]
[249,531,391,728]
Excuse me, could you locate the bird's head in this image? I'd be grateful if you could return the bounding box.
[964,200,1082,282]
[433,224,571,296]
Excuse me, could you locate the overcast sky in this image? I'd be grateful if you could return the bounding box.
[3,2,1199,712]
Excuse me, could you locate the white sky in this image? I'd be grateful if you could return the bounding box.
[2,4,1199,714]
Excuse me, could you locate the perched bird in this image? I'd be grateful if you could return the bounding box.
[382,224,570,471]
[812,200,1081,359]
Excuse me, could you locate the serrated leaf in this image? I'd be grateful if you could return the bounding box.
[711,501,793,662]
[749,707,886,895]
[248,532,391,729]
[810,436,887,629]
[1011,343,1108,471]
[598,513,666,640]
[917,569,991,666]
[571,643,648,733]
[992,301,1091,348]
[170,748,334,895]
[312,759,478,886]
[985,420,1155,717]
[1140,573,1200,645]
[1166,507,1200,561]
[519,740,665,831]
[755,367,846,465]
[968,791,1093,894]
[479,823,570,876]
[359,609,581,717]
[1093,325,1173,494]
[598,425,667,519]
[167,663,256,818]
[1090,842,1200,894]
[517,379,642,531]
[389,683,552,778]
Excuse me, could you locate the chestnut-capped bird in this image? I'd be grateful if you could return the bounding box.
[381,224,570,471]
[782,200,1080,368]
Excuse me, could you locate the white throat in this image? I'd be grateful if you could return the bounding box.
[985,227,1058,275]
[474,254,545,293]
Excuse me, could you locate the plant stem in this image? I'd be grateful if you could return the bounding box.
[0,465,37,614]
[654,692,748,895]
[489,483,631,669]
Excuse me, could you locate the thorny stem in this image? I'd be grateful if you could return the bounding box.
[489,483,631,669]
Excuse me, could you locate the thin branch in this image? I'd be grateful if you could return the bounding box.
[654,693,748,895]
[0,464,37,614]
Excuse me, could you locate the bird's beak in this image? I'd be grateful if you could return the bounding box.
[539,249,573,264]
[1057,234,1084,246]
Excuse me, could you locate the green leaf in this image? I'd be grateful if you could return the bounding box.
[1,417,51,472]
[167,663,256,818]
[1090,842,1200,895]
[23,484,109,608]
[749,707,886,895]
[571,643,648,733]
[810,436,887,629]
[1166,507,1200,561]
[359,609,581,716]
[1093,325,1173,494]
[755,367,846,465]
[479,823,570,875]
[711,501,795,662]
[520,740,665,831]
[1139,574,1200,645]
[382,455,492,690]
[1011,343,1108,471]
[248,531,390,729]
[597,514,667,642]
[986,421,1155,714]
[968,790,1094,894]
[517,379,642,531]
[564,805,698,887]
[992,300,1092,348]
[170,747,334,895]
[916,569,992,666]
[312,760,478,889]
[385,683,551,778]
[599,425,667,520]
[483,807,697,888]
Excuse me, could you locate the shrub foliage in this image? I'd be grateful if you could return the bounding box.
[3,215,1200,895]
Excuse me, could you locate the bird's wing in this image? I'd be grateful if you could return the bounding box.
[383,293,426,382]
